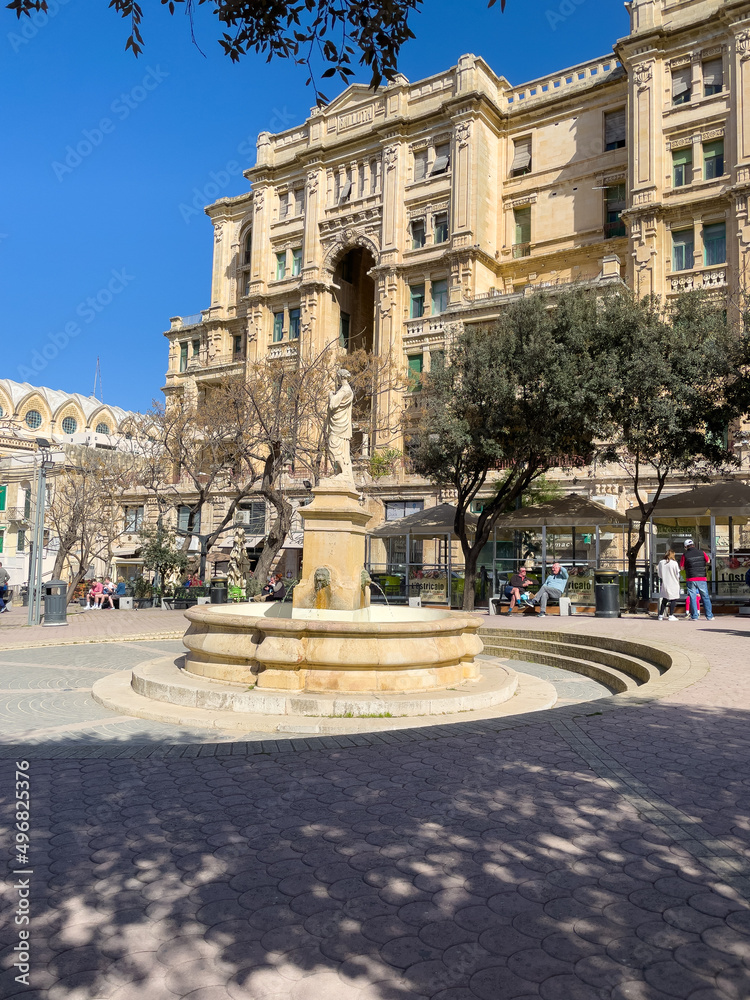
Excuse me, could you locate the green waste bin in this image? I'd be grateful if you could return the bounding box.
[43,580,69,627]
[594,569,620,619]
[210,575,228,605]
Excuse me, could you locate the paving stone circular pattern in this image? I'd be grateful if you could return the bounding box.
[0,625,749,999]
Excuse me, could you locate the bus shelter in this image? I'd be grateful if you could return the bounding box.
[490,494,631,608]
[366,503,477,606]
[626,480,750,600]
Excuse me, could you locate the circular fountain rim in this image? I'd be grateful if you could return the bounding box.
[184,604,481,637]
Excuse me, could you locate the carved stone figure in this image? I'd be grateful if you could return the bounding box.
[314,567,331,593]
[327,368,354,484]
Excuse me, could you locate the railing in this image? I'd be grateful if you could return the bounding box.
[170,313,204,331]
[4,507,32,522]
[403,317,447,339]
[506,55,622,106]
[186,351,245,371]
[668,265,727,294]
[512,242,531,259]
[604,220,627,240]
[269,343,299,361]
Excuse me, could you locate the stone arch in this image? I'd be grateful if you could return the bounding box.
[90,406,117,435]
[55,401,86,436]
[323,229,380,276]
[18,393,51,433]
[0,387,12,421]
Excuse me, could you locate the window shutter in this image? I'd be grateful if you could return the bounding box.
[604,110,626,147]
[703,139,723,159]
[672,68,691,98]
[414,151,427,181]
[431,154,450,175]
[514,207,531,244]
[511,138,532,173]
[0,485,5,512]
[703,58,723,87]
[339,178,352,203]
[672,147,692,166]
[606,186,626,212]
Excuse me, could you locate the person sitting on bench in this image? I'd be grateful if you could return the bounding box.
[530,562,569,617]
[504,566,533,615]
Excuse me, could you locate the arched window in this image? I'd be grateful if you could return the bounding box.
[96,422,110,435]
[244,231,252,264]
[0,405,4,418]
[62,416,78,434]
[25,410,42,429]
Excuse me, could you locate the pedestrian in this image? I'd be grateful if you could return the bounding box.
[0,561,10,613]
[680,539,714,621]
[656,549,680,621]
[503,566,533,614]
[85,579,103,610]
[530,562,569,617]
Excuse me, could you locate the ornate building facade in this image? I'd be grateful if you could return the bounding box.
[156,0,750,594]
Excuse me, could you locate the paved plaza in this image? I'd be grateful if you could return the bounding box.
[0,614,749,999]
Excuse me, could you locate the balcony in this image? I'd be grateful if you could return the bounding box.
[668,264,727,294]
[512,242,531,259]
[5,507,32,523]
[170,313,205,331]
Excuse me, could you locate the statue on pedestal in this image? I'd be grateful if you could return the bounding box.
[327,368,354,486]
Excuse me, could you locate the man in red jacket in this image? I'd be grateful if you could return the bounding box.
[680,539,714,621]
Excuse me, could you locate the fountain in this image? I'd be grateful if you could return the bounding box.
[181,369,484,696]
[94,370,527,726]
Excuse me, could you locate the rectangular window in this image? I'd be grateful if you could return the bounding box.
[411,219,426,250]
[0,530,4,554]
[179,342,188,372]
[273,312,284,342]
[407,355,423,392]
[385,500,424,521]
[410,284,425,319]
[510,136,532,176]
[604,109,626,151]
[237,500,266,534]
[192,338,201,357]
[294,187,305,215]
[431,143,451,175]
[413,149,428,181]
[289,307,301,340]
[124,505,144,532]
[434,212,449,244]
[605,184,626,238]
[233,334,244,357]
[177,506,200,534]
[291,247,302,276]
[704,139,724,180]
[672,147,693,188]
[431,278,448,314]
[339,312,350,350]
[0,485,5,512]
[672,67,691,105]
[513,206,531,256]
[672,229,694,272]
[370,158,380,194]
[243,273,251,297]
[275,251,286,280]
[703,222,726,266]
[703,57,723,96]
[17,529,25,554]
[279,191,290,218]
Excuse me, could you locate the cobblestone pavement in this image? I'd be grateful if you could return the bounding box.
[0,608,184,649]
[0,618,748,999]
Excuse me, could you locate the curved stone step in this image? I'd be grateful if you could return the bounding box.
[481,635,661,686]
[479,643,637,694]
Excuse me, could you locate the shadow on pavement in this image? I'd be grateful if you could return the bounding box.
[0,699,749,999]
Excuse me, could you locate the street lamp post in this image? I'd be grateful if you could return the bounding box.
[27,439,54,626]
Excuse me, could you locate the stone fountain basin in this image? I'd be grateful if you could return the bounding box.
[183,603,484,694]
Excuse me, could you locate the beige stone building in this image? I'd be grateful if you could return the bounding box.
[158,0,750,599]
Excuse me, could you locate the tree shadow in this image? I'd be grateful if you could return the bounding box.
[1,699,749,1000]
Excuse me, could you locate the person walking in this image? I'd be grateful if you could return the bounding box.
[531,562,569,617]
[680,539,714,621]
[656,549,681,621]
[0,561,10,613]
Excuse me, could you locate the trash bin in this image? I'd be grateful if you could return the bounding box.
[21,586,29,608]
[594,569,620,619]
[210,575,228,605]
[42,580,69,627]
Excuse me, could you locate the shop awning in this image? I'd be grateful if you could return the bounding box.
[493,494,630,530]
[626,480,750,523]
[370,503,478,540]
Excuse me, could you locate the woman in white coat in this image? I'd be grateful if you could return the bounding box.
[657,549,681,621]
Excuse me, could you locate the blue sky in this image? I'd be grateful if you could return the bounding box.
[0,0,629,412]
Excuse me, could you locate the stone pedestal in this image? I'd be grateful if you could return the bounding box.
[293,478,372,612]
